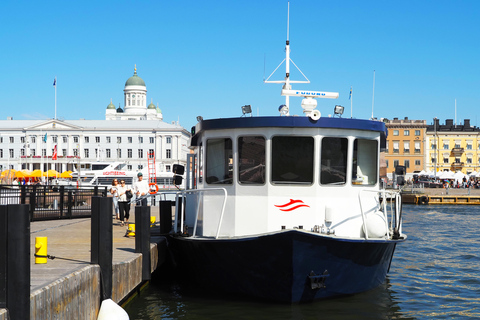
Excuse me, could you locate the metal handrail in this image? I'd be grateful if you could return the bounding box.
[358,189,401,240]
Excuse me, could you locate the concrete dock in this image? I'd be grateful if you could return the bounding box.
[402,187,480,204]
[1,205,166,320]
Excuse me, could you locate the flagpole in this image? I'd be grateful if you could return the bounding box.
[371,70,375,120]
[350,86,353,118]
[54,77,57,120]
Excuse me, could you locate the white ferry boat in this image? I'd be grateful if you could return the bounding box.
[69,162,179,189]
[165,6,406,303]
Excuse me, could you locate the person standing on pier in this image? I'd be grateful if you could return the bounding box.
[117,180,132,226]
[110,179,120,220]
[133,172,149,206]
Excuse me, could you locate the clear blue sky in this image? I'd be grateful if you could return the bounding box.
[1,0,479,131]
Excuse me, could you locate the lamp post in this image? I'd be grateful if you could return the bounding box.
[434,117,437,180]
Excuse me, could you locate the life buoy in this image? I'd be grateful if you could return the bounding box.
[419,195,429,204]
[149,182,159,194]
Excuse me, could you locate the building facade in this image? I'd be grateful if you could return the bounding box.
[0,67,190,175]
[385,117,427,176]
[426,119,480,174]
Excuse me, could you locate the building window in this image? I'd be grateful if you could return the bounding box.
[107,137,111,143]
[393,141,399,154]
[415,142,421,154]
[138,149,143,158]
[404,160,410,168]
[73,136,78,143]
[83,149,89,158]
[63,136,67,143]
[443,158,449,164]
[431,143,437,150]
[149,149,154,157]
[467,158,472,164]
[166,149,171,158]
[386,160,389,168]
[53,136,57,143]
[0,150,2,158]
[9,149,14,158]
[431,158,436,164]
[394,160,399,168]
[20,149,25,156]
[166,165,171,172]
[31,149,35,156]
[166,136,172,144]
[127,149,132,158]
[117,149,121,158]
[62,149,66,156]
[443,143,449,149]
[106,149,111,158]
[393,130,399,136]
[138,165,143,170]
[455,143,461,148]
[128,137,133,143]
[138,137,143,144]
[21,136,25,143]
[415,160,421,166]
[404,130,410,136]
[415,130,420,136]
[467,144,473,150]
[149,137,154,144]
[127,165,133,170]
[31,136,36,143]
[9,137,14,143]
[84,136,89,143]
[455,158,461,163]
[404,141,410,154]
[117,137,121,144]
[95,137,100,143]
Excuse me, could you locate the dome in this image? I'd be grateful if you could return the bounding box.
[147,102,156,109]
[156,106,162,113]
[125,65,146,87]
[106,100,116,109]
[116,106,124,113]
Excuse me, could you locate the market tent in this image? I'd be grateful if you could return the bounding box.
[1,169,16,178]
[454,171,467,182]
[438,170,455,179]
[30,169,44,178]
[14,170,31,178]
[60,171,73,178]
[44,169,60,178]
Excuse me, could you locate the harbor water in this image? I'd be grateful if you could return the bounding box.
[124,205,480,319]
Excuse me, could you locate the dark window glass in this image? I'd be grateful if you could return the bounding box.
[238,136,265,184]
[272,136,314,184]
[321,137,348,185]
[206,138,233,184]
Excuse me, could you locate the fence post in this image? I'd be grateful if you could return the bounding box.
[91,196,113,301]
[1,204,30,320]
[20,185,26,204]
[29,185,37,221]
[135,205,151,281]
[67,190,73,219]
[59,186,65,217]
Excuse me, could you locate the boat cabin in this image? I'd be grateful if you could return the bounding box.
[183,116,388,239]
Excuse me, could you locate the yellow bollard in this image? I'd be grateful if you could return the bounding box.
[35,237,48,264]
[127,223,135,237]
[150,216,156,227]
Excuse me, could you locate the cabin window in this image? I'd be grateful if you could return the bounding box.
[198,143,203,183]
[206,138,233,184]
[238,136,265,184]
[271,136,313,184]
[352,139,378,185]
[320,137,348,185]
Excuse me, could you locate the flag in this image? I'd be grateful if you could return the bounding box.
[349,86,352,100]
[52,145,57,161]
[43,133,47,143]
[53,77,56,88]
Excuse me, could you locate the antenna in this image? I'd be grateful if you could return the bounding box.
[287,1,290,41]
[371,70,375,119]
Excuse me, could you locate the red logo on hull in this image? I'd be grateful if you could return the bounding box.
[275,199,310,212]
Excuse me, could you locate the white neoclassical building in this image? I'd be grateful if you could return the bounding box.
[0,66,190,174]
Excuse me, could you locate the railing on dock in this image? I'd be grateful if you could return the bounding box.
[0,185,108,221]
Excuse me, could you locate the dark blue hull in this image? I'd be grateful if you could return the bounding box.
[168,230,402,303]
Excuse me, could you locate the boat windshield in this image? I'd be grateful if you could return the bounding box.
[271,136,314,184]
[206,138,233,184]
[320,137,348,185]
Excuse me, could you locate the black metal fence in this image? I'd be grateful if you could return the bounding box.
[0,185,108,221]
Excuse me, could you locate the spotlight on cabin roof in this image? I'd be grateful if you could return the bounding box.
[241,105,252,117]
[334,105,344,117]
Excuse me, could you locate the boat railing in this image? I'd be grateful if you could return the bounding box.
[358,189,402,240]
[170,188,228,239]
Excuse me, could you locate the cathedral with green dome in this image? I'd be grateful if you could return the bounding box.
[105,65,163,120]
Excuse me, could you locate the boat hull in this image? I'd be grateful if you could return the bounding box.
[167,230,402,303]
